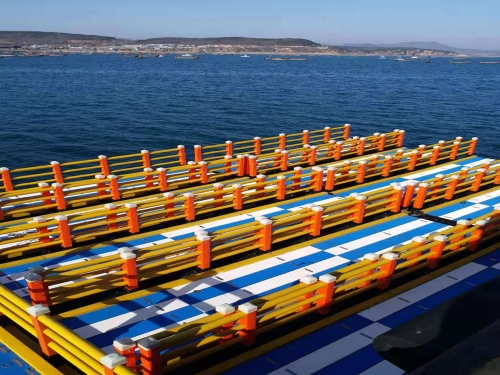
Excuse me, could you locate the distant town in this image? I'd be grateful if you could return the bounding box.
[1,31,494,57]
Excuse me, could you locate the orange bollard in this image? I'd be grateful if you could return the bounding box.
[216,304,236,342]
[340,160,351,182]
[33,216,51,244]
[366,155,380,177]
[248,155,258,177]
[232,184,243,210]
[27,305,56,357]
[356,161,367,183]
[194,145,203,163]
[350,136,360,153]
[378,134,387,151]
[198,161,209,183]
[279,133,286,150]
[468,137,478,155]
[143,168,154,188]
[280,150,289,171]
[428,235,448,269]
[55,215,72,248]
[309,206,324,236]
[325,166,336,191]
[187,161,197,181]
[237,303,258,345]
[444,175,459,200]
[138,337,161,375]
[141,150,151,169]
[316,274,336,314]
[213,183,225,207]
[121,251,138,290]
[237,155,246,177]
[107,175,121,200]
[0,167,13,191]
[156,168,168,191]
[308,146,317,166]
[459,167,470,184]
[378,253,399,290]
[388,184,403,212]
[352,195,366,224]
[255,175,266,199]
[397,130,405,147]
[323,127,331,143]
[177,145,187,165]
[357,137,366,156]
[343,124,351,140]
[276,175,287,200]
[51,161,64,184]
[101,354,127,375]
[113,338,137,372]
[197,234,211,269]
[183,193,195,221]
[371,133,380,151]
[334,141,343,160]
[430,146,441,165]
[296,276,317,312]
[25,273,51,307]
[225,141,233,156]
[495,168,500,185]
[393,149,404,169]
[301,144,311,163]
[258,218,272,251]
[163,192,175,217]
[468,221,487,252]
[223,155,233,175]
[382,156,393,177]
[253,137,261,155]
[273,149,282,168]
[418,144,426,155]
[471,168,486,192]
[125,203,139,234]
[326,140,336,158]
[357,253,379,288]
[414,182,429,209]
[291,167,302,191]
[311,166,324,192]
[430,174,444,199]
[302,130,309,145]
[402,180,417,207]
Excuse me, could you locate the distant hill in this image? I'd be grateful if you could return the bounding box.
[136,37,320,47]
[343,41,500,56]
[0,31,320,47]
[0,31,116,44]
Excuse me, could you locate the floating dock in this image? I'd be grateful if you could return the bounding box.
[0,125,498,375]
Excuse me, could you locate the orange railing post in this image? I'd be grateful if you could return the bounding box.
[197,233,211,269]
[138,337,161,375]
[358,253,379,288]
[95,174,108,200]
[444,175,459,200]
[471,168,487,192]
[312,167,324,192]
[308,146,317,166]
[296,276,317,312]
[301,145,310,163]
[302,130,309,145]
[378,253,399,290]
[253,137,261,155]
[98,155,110,177]
[356,161,367,183]
[184,193,195,221]
[450,220,469,251]
[51,183,66,210]
[468,137,478,155]
[248,155,258,177]
[406,236,426,267]
[101,354,127,375]
[27,305,56,357]
[56,215,72,248]
[325,166,336,191]
[334,141,343,160]
[280,150,289,171]
[323,127,331,143]
[317,274,336,314]
[194,145,203,163]
[126,203,140,234]
[402,180,417,208]
[276,175,287,200]
[121,251,138,290]
[38,182,52,207]
[258,218,272,251]
[255,175,266,199]
[279,133,286,150]
[340,160,351,182]
[397,130,405,147]
[113,338,137,372]
[430,146,441,165]
[51,161,64,184]
[343,124,351,139]
[105,203,118,231]
[157,167,168,191]
[237,155,246,177]
[389,184,403,212]
[164,192,175,217]
[408,151,419,171]
[187,161,197,181]
[428,235,448,269]
[198,161,209,184]
[25,273,51,307]
[495,168,500,185]
[352,195,366,224]
[225,141,233,156]
[33,216,51,243]
[143,168,154,188]
[393,149,404,169]
[1,167,13,191]
[177,145,187,165]
[382,155,393,177]
[291,167,302,191]
[357,137,366,156]
[141,150,151,169]
[309,206,324,236]
[326,140,336,158]
[216,304,236,342]
[414,182,429,209]
[450,141,460,160]
[468,221,487,252]
[213,183,225,206]
[107,175,121,200]
[237,303,258,345]
[378,133,387,151]
[232,184,243,210]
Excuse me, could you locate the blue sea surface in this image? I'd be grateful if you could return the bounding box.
[0,55,498,168]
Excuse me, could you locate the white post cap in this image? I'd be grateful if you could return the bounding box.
[300,275,318,285]
[120,252,136,260]
[141,150,149,154]
[113,338,136,351]
[163,192,174,198]
[27,304,50,317]
[363,253,379,261]
[100,353,127,369]
[434,235,449,242]
[156,167,166,172]
[238,302,258,314]
[413,236,427,243]
[124,203,137,209]
[177,145,185,149]
[104,203,117,209]
[50,161,60,165]
[256,174,267,179]
[118,247,134,254]
[197,234,211,242]
[32,216,46,223]
[294,166,303,171]
[216,303,235,315]
[55,215,68,221]
[319,274,337,283]
[382,253,399,261]
[259,219,273,226]
[457,219,470,226]
[137,337,160,350]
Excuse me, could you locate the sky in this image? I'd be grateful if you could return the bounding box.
[1,0,499,50]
